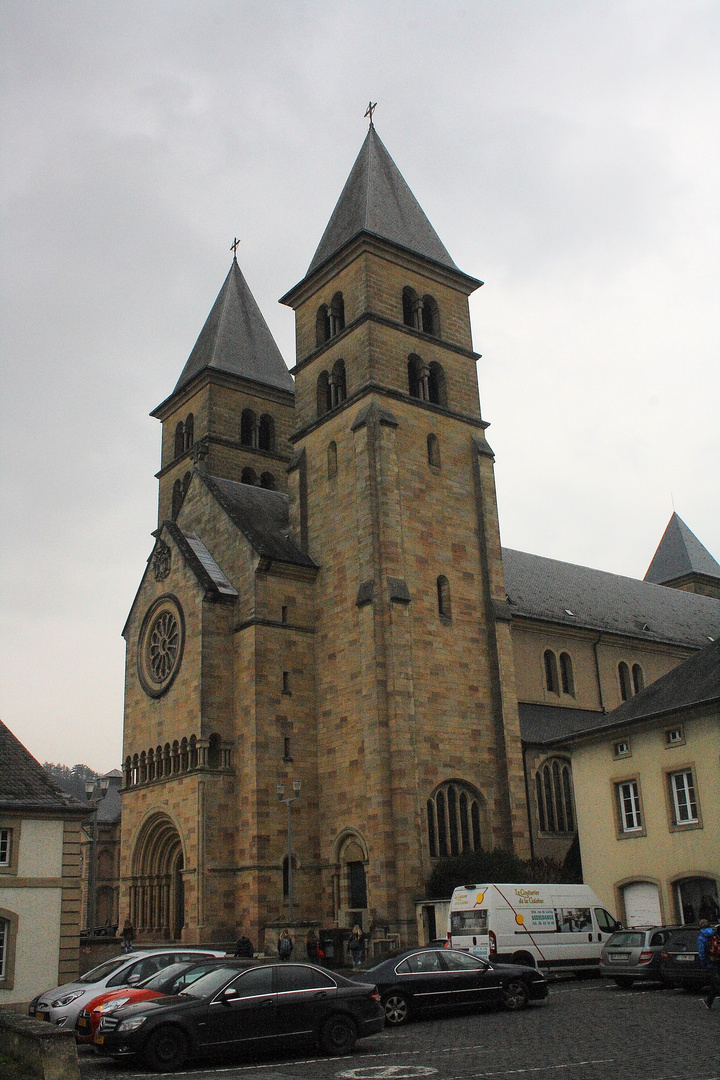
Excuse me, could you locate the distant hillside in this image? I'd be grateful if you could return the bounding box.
[43,762,99,802]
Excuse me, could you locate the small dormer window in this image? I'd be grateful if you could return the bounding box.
[614,740,631,759]
[666,727,684,747]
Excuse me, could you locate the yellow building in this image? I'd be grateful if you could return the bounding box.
[551,640,720,925]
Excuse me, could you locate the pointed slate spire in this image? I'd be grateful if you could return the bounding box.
[644,513,720,585]
[307,125,458,276]
[173,259,294,395]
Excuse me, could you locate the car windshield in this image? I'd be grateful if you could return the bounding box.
[607,932,645,947]
[180,966,239,999]
[78,956,130,984]
[138,963,190,990]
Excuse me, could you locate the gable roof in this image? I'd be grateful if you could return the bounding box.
[202,475,317,569]
[644,513,720,586]
[171,259,294,397]
[0,719,86,813]
[502,547,720,648]
[305,125,460,277]
[163,521,238,599]
[550,638,720,743]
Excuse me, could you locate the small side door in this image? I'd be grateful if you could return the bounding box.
[203,967,276,1050]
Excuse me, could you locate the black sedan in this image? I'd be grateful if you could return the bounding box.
[355,947,548,1025]
[94,960,383,1071]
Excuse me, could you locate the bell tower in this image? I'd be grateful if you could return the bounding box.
[281,123,529,939]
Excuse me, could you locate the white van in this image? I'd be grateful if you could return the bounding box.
[448,883,620,974]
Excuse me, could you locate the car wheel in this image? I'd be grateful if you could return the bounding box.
[383,991,412,1026]
[614,977,634,988]
[320,1014,357,1055]
[143,1025,189,1072]
[501,979,529,1011]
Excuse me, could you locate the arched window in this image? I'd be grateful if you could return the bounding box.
[260,472,276,490]
[536,759,575,834]
[240,409,257,447]
[172,480,183,519]
[408,354,423,399]
[330,359,347,407]
[427,361,447,407]
[317,371,331,417]
[437,575,452,619]
[327,441,337,478]
[316,304,331,346]
[241,467,257,486]
[544,650,559,694]
[183,414,194,450]
[619,662,632,701]
[427,781,484,858]
[258,414,275,452]
[560,652,575,696]
[421,295,439,336]
[427,433,441,468]
[632,664,644,695]
[330,292,345,337]
[174,422,185,459]
[402,286,420,329]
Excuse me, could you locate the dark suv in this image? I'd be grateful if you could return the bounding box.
[600,926,679,987]
[660,926,706,990]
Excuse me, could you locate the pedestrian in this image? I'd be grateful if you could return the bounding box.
[121,918,135,954]
[348,924,364,968]
[698,920,720,1009]
[278,928,293,961]
[306,929,319,963]
[234,933,254,958]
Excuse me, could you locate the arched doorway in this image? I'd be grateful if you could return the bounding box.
[334,833,368,931]
[130,813,186,940]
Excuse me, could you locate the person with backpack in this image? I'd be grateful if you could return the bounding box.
[278,928,293,961]
[697,920,720,1009]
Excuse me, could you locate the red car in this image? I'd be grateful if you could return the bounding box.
[75,958,226,1043]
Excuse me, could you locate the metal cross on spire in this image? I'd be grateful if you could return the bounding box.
[230,237,241,260]
[364,101,377,126]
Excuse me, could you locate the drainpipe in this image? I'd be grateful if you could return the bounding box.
[593,633,606,713]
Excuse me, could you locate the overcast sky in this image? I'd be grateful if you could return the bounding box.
[1,1,718,773]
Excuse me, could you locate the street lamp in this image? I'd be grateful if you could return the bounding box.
[277,780,301,923]
[83,776,111,935]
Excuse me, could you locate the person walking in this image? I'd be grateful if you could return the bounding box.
[278,928,293,961]
[698,920,720,1009]
[348,924,364,968]
[305,929,319,963]
[234,933,254,958]
[121,918,135,954]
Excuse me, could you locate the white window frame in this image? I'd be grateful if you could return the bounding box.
[0,918,6,978]
[670,769,698,824]
[0,829,10,867]
[618,780,643,832]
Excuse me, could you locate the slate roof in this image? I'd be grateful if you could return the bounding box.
[202,475,317,569]
[518,703,609,745]
[502,547,720,648]
[306,125,461,277]
[96,782,122,824]
[171,259,294,397]
[547,638,720,743]
[0,719,86,813]
[164,522,238,599]
[644,513,720,585]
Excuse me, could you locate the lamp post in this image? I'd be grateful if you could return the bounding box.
[277,780,301,923]
[84,776,111,935]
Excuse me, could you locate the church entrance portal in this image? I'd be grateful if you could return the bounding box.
[130,814,185,940]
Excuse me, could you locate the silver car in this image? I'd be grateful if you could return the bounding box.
[28,948,226,1030]
[600,926,679,987]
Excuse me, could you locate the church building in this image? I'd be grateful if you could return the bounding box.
[119,124,720,950]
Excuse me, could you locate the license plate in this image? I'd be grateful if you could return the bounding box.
[77,1019,90,1031]
[36,1012,49,1021]
[95,1034,104,1045]
[676,955,695,962]
[609,954,630,961]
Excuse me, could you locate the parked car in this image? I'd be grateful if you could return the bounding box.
[660,926,706,990]
[600,926,680,987]
[75,958,228,1043]
[354,946,548,1025]
[28,948,226,1030]
[94,960,383,1071]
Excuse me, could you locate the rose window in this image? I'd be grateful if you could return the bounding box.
[137,595,185,698]
[148,611,179,682]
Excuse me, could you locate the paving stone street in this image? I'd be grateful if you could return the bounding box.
[76,977,719,1080]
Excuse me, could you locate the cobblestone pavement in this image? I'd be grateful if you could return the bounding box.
[77,977,719,1080]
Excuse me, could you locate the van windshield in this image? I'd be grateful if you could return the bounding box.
[451,910,488,934]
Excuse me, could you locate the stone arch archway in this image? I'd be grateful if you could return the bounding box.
[333,830,369,930]
[130,813,186,940]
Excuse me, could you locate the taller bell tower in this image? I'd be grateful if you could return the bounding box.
[281,124,529,939]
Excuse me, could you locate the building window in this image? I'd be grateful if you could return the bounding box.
[316,293,345,345]
[348,861,367,910]
[421,295,439,336]
[330,359,347,407]
[617,779,643,833]
[0,908,18,987]
[437,575,452,619]
[427,434,441,468]
[613,740,631,759]
[174,421,185,458]
[535,759,575,834]
[427,362,447,406]
[241,409,257,447]
[258,414,275,452]
[281,605,288,624]
[544,650,559,694]
[282,671,291,695]
[670,769,698,824]
[666,727,684,746]
[0,917,7,979]
[402,286,420,329]
[241,467,257,486]
[427,781,483,857]
[183,413,194,450]
[260,472,276,490]
[0,829,12,867]
[327,441,337,478]
[632,664,644,695]
[408,354,423,398]
[559,652,575,696]
[317,371,331,417]
[618,662,632,701]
